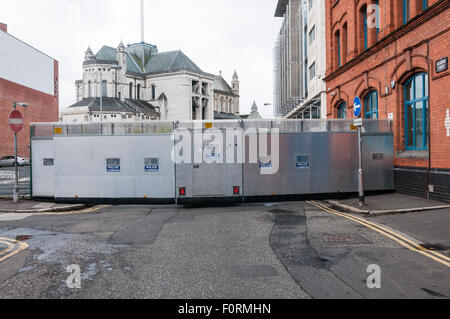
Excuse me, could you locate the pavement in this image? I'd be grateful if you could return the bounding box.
[0,199,86,214]
[326,193,450,216]
[0,194,448,299]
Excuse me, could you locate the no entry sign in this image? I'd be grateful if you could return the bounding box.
[9,110,23,133]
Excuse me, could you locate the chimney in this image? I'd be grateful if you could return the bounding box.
[0,23,7,33]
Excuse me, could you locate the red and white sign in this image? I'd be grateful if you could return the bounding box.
[9,110,23,133]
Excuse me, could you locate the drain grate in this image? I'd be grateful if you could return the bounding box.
[321,233,369,244]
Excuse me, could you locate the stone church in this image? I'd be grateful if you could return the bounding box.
[61,41,240,123]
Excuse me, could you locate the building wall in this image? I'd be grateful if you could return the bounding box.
[214,92,238,114]
[305,0,328,119]
[0,26,58,158]
[274,0,303,117]
[274,0,328,119]
[324,0,449,201]
[151,72,213,121]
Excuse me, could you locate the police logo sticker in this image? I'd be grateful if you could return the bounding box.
[106,158,120,173]
[145,158,160,173]
[205,144,221,160]
[296,155,311,170]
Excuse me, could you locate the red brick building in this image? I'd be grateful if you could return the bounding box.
[0,24,59,158]
[324,0,450,201]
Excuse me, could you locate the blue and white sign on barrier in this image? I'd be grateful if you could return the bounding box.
[353,97,362,118]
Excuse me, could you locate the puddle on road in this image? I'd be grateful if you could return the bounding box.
[0,227,127,266]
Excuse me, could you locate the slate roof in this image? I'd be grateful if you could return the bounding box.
[214,112,241,120]
[85,43,208,76]
[67,98,158,115]
[213,75,234,94]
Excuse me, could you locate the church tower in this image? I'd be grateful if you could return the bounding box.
[232,70,240,114]
[115,41,127,100]
[84,46,94,62]
[232,70,239,95]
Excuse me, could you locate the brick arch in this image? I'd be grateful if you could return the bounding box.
[332,12,348,33]
[334,99,348,110]
[330,86,350,108]
[354,76,382,98]
[390,54,429,84]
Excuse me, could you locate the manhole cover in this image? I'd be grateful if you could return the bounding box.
[321,233,369,244]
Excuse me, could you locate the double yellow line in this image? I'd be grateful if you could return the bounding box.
[307,201,450,268]
[0,237,29,264]
[36,205,110,216]
[0,206,110,263]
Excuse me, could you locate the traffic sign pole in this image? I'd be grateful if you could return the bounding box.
[357,125,365,207]
[353,97,365,207]
[10,103,24,204]
[13,131,19,203]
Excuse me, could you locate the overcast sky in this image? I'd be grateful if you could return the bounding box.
[1,0,282,118]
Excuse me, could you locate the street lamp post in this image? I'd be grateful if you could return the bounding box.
[12,102,28,204]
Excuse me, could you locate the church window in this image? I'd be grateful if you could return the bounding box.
[101,81,107,97]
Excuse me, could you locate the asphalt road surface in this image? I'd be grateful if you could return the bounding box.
[0,201,448,299]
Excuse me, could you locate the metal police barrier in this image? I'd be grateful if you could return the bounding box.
[30,120,394,204]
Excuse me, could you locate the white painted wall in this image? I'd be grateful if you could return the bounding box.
[53,135,176,199]
[32,139,54,197]
[0,30,54,95]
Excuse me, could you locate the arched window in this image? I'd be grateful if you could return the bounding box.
[337,102,347,119]
[151,84,156,100]
[361,5,368,51]
[137,84,141,100]
[342,23,348,65]
[101,80,107,97]
[335,30,341,68]
[88,81,92,98]
[375,0,380,39]
[403,0,410,24]
[364,91,378,119]
[405,73,429,150]
[129,83,133,99]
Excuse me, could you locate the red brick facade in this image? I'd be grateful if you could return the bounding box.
[0,64,59,159]
[324,0,450,200]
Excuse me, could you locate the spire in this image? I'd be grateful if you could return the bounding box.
[140,0,145,43]
[117,40,126,52]
[251,101,258,112]
[232,70,239,81]
[84,46,94,61]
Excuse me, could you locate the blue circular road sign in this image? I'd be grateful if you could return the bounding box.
[353,97,362,118]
